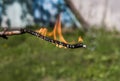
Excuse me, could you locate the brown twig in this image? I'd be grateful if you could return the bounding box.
[0,28,86,49]
[0,29,24,39]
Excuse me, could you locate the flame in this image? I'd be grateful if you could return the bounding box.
[36,15,83,48]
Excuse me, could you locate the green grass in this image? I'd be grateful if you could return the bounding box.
[0,28,120,81]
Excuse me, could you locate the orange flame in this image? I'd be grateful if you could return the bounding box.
[36,15,83,48]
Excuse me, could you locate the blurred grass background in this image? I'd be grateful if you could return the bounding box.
[0,28,120,81]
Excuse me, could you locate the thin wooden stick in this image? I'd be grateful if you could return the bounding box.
[0,29,23,39]
[0,28,86,49]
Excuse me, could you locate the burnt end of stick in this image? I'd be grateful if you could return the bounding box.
[72,43,86,48]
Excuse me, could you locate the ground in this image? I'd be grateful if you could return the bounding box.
[0,28,120,81]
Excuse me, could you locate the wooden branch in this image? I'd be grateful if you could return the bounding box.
[0,28,86,49]
[0,29,23,39]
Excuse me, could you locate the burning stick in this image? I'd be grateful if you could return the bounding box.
[0,28,86,49]
[0,15,86,49]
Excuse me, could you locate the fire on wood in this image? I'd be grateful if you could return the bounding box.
[0,15,86,49]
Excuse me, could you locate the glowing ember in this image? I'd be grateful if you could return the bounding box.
[36,15,84,48]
